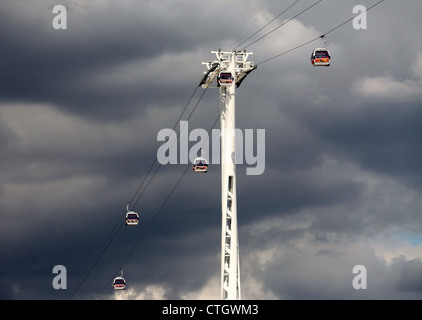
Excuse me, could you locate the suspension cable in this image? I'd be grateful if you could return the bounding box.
[70,0,386,299]
[68,85,203,299]
[233,0,301,50]
[240,0,323,51]
[96,112,221,299]
[257,0,385,66]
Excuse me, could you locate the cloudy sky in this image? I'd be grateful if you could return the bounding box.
[1,0,421,300]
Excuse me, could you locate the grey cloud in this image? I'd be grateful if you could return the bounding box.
[1,0,421,300]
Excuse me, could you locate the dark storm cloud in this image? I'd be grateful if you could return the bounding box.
[0,0,246,121]
[242,0,422,193]
[306,102,422,189]
[250,243,422,299]
[1,0,421,300]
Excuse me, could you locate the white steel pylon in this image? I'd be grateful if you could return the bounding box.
[201,50,255,300]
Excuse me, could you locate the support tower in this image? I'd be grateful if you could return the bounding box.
[200,50,255,300]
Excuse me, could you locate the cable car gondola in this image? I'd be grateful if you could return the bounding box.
[125,202,139,226]
[113,269,126,290]
[193,157,208,173]
[217,72,234,87]
[311,48,331,67]
[311,36,331,67]
[192,149,208,173]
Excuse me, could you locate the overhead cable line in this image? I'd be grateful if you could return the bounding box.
[257,36,321,65]
[106,0,386,297]
[257,0,385,65]
[71,0,323,298]
[129,86,201,207]
[67,210,124,299]
[322,0,385,37]
[240,0,323,50]
[68,83,204,299]
[130,87,209,211]
[233,0,301,50]
[97,110,221,299]
[72,0,386,300]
